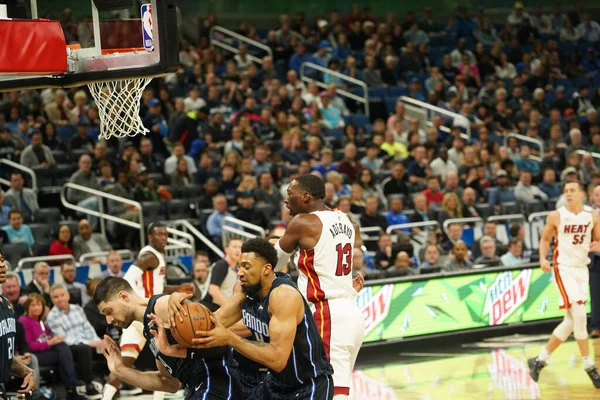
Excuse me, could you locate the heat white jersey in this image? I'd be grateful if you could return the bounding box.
[293,210,356,303]
[555,205,594,268]
[123,245,167,298]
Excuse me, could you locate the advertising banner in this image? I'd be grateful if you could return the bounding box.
[358,267,590,343]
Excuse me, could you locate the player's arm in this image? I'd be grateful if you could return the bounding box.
[349,218,365,293]
[274,214,317,271]
[9,357,37,394]
[102,335,181,393]
[193,285,301,372]
[539,211,559,272]
[590,210,600,252]
[136,252,159,270]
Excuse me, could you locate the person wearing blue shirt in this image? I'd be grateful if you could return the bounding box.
[538,168,562,200]
[288,42,316,74]
[488,170,517,212]
[2,210,34,251]
[500,238,524,267]
[205,195,241,244]
[312,148,339,176]
[313,41,332,67]
[514,145,541,177]
[386,197,411,233]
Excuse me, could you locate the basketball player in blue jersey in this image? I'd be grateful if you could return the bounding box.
[93,277,238,399]
[529,180,600,388]
[172,238,334,399]
[0,248,37,400]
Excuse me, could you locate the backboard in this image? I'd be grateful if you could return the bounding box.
[0,0,179,90]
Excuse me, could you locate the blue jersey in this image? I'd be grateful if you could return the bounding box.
[0,296,16,396]
[143,295,239,399]
[241,274,333,391]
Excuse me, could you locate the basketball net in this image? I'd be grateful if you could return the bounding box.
[88,77,153,140]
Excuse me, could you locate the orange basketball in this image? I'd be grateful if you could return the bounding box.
[170,302,215,347]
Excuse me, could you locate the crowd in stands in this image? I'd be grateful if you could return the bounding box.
[2,2,600,395]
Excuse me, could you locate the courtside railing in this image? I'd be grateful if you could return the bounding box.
[0,158,37,192]
[222,216,266,248]
[300,61,370,116]
[400,96,471,141]
[209,25,273,64]
[505,133,545,162]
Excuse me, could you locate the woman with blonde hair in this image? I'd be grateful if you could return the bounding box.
[458,145,479,179]
[438,192,463,225]
[236,174,258,195]
[326,171,351,197]
[220,150,242,171]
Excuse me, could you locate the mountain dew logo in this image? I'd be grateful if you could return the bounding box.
[483,269,532,326]
[357,284,394,335]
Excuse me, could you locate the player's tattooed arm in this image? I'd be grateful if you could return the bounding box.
[9,358,37,394]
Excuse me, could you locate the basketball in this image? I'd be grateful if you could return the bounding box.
[170,302,215,347]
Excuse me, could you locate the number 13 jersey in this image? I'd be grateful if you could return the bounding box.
[555,205,594,268]
[294,210,356,303]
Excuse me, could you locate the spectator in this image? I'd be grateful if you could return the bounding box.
[170,157,193,188]
[515,145,541,176]
[440,223,464,252]
[138,137,164,174]
[374,234,394,270]
[289,42,315,74]
[67,155,101,230]
[205,194,236,243]
[450,39,476,67]
[538,168,561,199]
[515,169,549,203]
[70,122,94,153]
[190,259,213,308]
[438,192,463,224]
[420,244,443,269]
[254,171,283,213]
[164,142,198,175]
[97,251,124,278]
[19,294,86,399]
[362,56,383,87]
[474,236,501,266]
[356,168,386,207]
[488,169,517,212]
[20,130,55,169]
[60,260,89,307]
[380,164,408,198]
[142,98,169,156]
[1,273,27,318]
[233,191,269,227]
[338,143,362,182]
[251,144,273,176]
[442,240,473,272]
[0,190,9,227]
[577,14,600,43]
[46,284,103,398]
[386,197,410,229]
[313,40,332,67]
[183,85,206,112]
[48,224,74,260]
[430,147,458,180]
[206,238,243,308]
[389,251,418,277]
[71,219,112,260]
[507,2,530,26]
[381,130,409,161]
[360,196,388,231]
[44,89,73,126]
[23,262,52,309]
[461,187,481,218]
[313,148,338,176]
[3,171,39,222]
[501,238,524,266]
[2,210,34,252]
[422,176,444,208]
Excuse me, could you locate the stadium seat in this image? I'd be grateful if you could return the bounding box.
[32,241,51,257]
[501,202,520,215]
[256,203,277,220]
[2,243,29,269]
[168,199,194,220]
[51,150,68,164]
[57,220,78,237]
[32,166,54,187]
[475,203,494,219]
[524,200,545,216]
[351,113,370,127]
[182,184,203,199]
[28,223,50,241]
[388,86,408,97]
[148,172,168,185]
[35,208,62,229]
[163,185,182,199]
[141,201,162,218]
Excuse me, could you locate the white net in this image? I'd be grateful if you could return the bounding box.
[87,77,153,140]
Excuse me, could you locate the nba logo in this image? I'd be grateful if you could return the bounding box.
[141,3,154,51]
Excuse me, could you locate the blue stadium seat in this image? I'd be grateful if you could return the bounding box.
[368,87,387,98]
[385,96,397,113]
[351,113,370,127]
[573,77,591,88]
[388,86,407,97]
[326,129,344,138]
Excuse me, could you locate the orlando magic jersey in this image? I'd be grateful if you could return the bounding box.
[0,295,16,396]
[143,295,239,399]
[241,274,333,391]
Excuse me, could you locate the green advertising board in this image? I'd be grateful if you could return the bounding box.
[357,267,590,343]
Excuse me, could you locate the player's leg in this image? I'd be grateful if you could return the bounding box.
[529,265,576,381]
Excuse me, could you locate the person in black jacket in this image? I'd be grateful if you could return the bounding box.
[233,191,269,228]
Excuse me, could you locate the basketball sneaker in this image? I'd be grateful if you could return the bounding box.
[85,384,102,400]
[585,365,600,388]
[528,357,546,382]
[120,382,143,395]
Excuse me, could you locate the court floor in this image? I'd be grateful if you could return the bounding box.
[352,337,600,400]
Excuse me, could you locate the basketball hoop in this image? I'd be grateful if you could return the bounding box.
[87,48,153,140]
